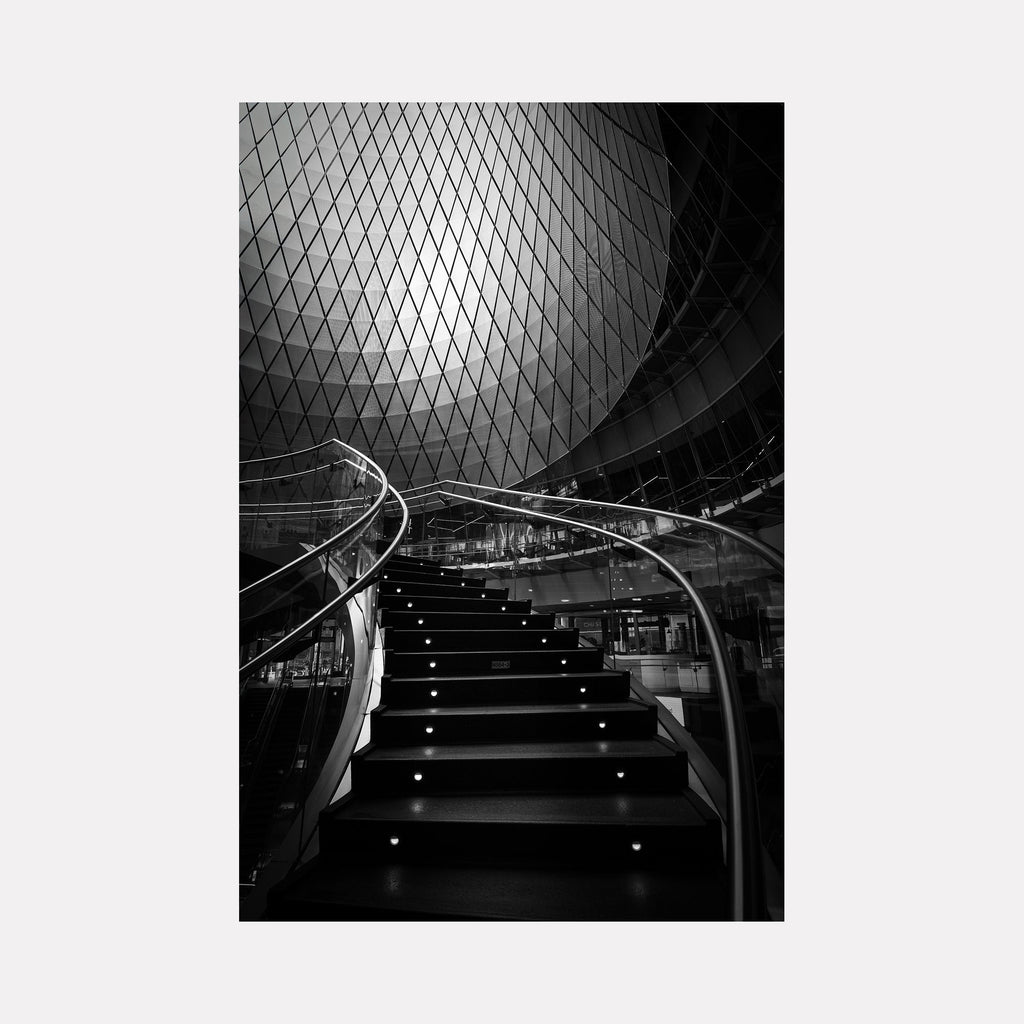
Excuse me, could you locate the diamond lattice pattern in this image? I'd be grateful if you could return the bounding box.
[240,102,670,489]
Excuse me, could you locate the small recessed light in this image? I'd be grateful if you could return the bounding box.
[580,686,586,693]
[522,620,527,625]
[429,661,436,669]
[417,618,424,624]
[390,836,400,846]
[396,587,401,593]
[430,689,438,697]
[501,606,506,611]
[598,721,606,729]
[383,575,388,580]
[616,771,625,779]
[561,659,567,665]
[413,773,423,782]
[425,727,434,734]
[425,638,432,645]
[631,842,642,852]
[461,582,465,587]
[407,602,413,608]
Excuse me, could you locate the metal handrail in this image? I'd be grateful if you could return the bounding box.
[240,441,390,601]
[397,480,783,573]
[241,455,381,486]
[417,487,765,920]
[240,437,343,467]
[239,484,410,683]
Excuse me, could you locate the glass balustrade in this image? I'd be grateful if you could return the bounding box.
[397,486,782,902]
[239,441,391,899]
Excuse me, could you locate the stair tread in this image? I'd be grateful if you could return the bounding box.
[328,790,714,827]
[270,861,727,920]
[385,669,626,683]
[387,647,598,656]
[360,738,676,761]
[377,700,649,718]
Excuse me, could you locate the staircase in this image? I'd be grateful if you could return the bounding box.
[266,554,727,919]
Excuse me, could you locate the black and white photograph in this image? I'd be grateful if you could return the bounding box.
[238,101,784,921]
[5,2,1020,1019]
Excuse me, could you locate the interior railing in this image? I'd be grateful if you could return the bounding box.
[393,484,776,920]
[239,439,409,908]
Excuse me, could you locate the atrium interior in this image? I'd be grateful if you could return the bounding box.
[239,101,783,920]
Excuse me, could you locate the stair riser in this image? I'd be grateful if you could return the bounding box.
[380,581,506,601]
[381,611,555,631]
[386,629,578,653]
[371,707,657,744]
[375,551,447,569]
[384,647,604,678]
[380,675,630,707]
[381,568,476,586]
[320,818,721,868]
[379,595,531,614]
[352,756,687,794]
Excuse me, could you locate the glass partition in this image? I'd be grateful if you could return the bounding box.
[239,441,389,898]
[398,487,783,892]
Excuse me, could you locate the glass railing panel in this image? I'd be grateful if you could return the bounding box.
[401,488,780,903]
[239,441,390,900]
[490,491,783,879]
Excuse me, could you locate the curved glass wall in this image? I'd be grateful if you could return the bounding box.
[240,102,671,488]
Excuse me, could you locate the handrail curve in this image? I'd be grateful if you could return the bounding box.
[239,484,409,683]
[398,479,783,573]
[240,437,344,468]
[240,441,390,601]
[418,487,766,921]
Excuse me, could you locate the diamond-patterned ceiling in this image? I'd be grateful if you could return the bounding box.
[240,102,670,489]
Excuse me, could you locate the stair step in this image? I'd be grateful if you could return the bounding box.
[371,700,656,743]
[377,550,446,569]
[381,566,476,586]
[353,738,686,793]
[266,861,727,920]
[381,610,555,631]
[379,594,532,614]
[318,790,721,867]
[380,669,631,707]
[386,628,578,653]
[380,580,507,601]
[384,646,604,678]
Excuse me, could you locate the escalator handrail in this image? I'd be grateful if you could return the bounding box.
[399,479,783,573]
[422,487,765,921]
[240,440,390,601]
[239,484,410,683]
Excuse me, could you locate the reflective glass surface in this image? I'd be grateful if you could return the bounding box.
[240,103,671,488]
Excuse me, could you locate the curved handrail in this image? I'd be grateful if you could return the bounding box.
[411,487,765,921]
[241,456,381,486]
[240,484,410,683]
[399,479,783,573]
[239,437,343,468]
[240,441,390,601]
